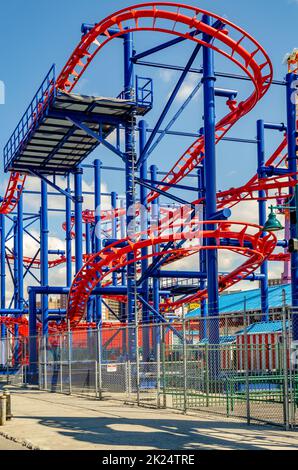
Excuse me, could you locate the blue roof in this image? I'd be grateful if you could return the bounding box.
[186,283,291,319]
[236,321,288,335]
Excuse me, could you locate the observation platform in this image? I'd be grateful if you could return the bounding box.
[4,66,152,175]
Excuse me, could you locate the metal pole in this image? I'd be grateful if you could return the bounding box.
[139,120,150,362]
[17,187,24,316]
[282,291,290,430]
[156,323,161,408]
[244,297,251,425]
[151,164,160,361]
[85,220,93,325]
[202,14,220,343]
[13,217,19,363]
[41,181,49,337]
[161,324,167,409]
[202,15,220,387]
[59,333,63,393]
[124,31,137,361]
[135,320,140,406]
[97,325,102,400]
[0,396,6,426]
[286,73,298,340]
[182,307,188,414]
[67,321,72,395]
[257,120,269,321]
[65,175,72,287]
[74,167,83,275]
[28,289,38,384]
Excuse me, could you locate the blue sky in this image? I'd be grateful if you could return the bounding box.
[0,0,297,298]
[1,0,297,189]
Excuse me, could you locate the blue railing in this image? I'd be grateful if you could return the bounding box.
[4,64,56,170]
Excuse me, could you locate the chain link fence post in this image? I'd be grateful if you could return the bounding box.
[59,333,63,393]
[43,335,48,391]
[38,335,42,389]
[182,311,187,414]
[282,301,290,430]
[156,323,162,408]
[96,324,103,400]
[244,298,251,425]
[6,334,9,384]
[288,307,296,429]
[67,321,72,395]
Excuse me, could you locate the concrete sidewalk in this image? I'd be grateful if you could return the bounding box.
[0,387,297,450]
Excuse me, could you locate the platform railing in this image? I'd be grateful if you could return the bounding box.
[3,64,56,170]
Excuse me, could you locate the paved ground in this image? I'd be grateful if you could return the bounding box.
[0,387,297,450]
[0,435,27,450]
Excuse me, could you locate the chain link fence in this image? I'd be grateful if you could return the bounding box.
[1,311,297,429]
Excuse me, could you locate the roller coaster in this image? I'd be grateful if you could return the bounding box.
[1,2,298,370]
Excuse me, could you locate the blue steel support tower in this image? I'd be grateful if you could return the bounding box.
[202,15,220,348]
[41,181,49,336]
[139,119,150,361]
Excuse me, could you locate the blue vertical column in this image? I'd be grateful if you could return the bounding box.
[0,213,6,338]
[111,191,118,287]
[286,72,298,340]
[202,14,220,346]
[17,187,24,312]
[94,160,102,324]
[74,167,83,276]
[197,166,207,339]
[257,120,269,321]
[139,120,150,361]
[28,288,38,384]
[13,216,20,363]
[41,181,49,336]
[65,175,72,287]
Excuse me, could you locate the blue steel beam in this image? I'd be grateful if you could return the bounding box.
[65,175,72,288]
[94,159,102,324]
[17,188,24,313]
[111,191,118,287]
[137,42,204,167]
[198,166,207,339]
[131,19,223,62]
[286,73,298,341]
[41,181,49,336]
[0,213,6,338]
[74,167,83,275]
[202,14,220,374]
[66,117,125,161]
[135,177,195,207]
[139,120,150,361]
